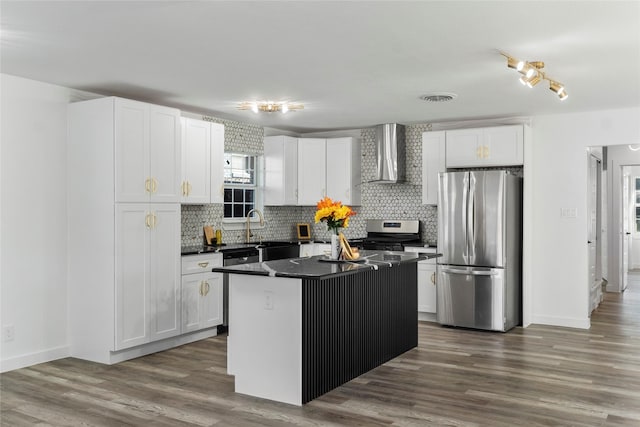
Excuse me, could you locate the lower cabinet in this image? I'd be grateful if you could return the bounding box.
[181,253,223,333]
[404,247,437,316]
[299,243,331,257]
[115,203,181,350]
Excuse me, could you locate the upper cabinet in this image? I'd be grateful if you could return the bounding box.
[209,123,225,204]
[115,98,181,203]
[421,131,446,205]
[181,118,210,204]
[264,135,298,206]
[181,118,225,204]
[297,138,327,205]
[266,136,361,206]
[445,125,524,168]
[297,137,361,206]
[326,138,362,206]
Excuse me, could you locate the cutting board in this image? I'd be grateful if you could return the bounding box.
[203,226,215,245]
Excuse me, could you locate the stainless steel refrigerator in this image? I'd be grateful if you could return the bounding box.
[437,170,522,332]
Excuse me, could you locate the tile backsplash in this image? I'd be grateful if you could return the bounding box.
[181,117,439,246]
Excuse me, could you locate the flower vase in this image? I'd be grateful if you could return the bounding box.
[330,232,341,260]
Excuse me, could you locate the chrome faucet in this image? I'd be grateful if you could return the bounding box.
[245,208,264,243]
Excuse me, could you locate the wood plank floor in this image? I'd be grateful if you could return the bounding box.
[2,274,640,426]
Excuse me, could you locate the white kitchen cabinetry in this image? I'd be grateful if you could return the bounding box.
[298,138,327,205]
[445,125,523,168]
[264,135,298,205]
[181,118,210,204]
[68,97,216,365]
[181,253,223,333]
[209,122,225,204]
[115,98,181,203]
[404,247,437,319]
[115,203,181,350]
[299,243,331,257]
[326,138,361,205]
[422,131,446,205]
[297,137,361,206]
[181,118,225,204]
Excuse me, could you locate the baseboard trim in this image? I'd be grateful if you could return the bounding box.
[0,345,70,373]
[531,315,590,329]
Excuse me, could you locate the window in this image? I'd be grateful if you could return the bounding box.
[223,153,261,220]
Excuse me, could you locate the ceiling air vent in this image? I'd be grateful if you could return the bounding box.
[420,92,457,102]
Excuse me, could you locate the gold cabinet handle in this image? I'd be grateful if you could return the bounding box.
[145,213,151,228]
[431,272,436,285]
[152,213,157,229]
[151,178,158,194]
[203,281,210,296]
[181,182,186,196]
[476,146,482,159]
[197,261,209,268]
[483,145,489,159]
[199,281,204,296]
[145,178,151,193]
[187,182,192,196]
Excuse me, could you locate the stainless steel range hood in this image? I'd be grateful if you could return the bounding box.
[371,123,406,183]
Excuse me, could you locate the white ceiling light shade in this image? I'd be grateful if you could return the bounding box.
[238,101,304,114]
[500,52,568,100]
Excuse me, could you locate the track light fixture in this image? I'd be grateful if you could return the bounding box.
[500,52,568,100]
[237,101,304,114]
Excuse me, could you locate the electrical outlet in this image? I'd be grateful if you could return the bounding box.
[2,325,15,342]
[264,291,274,310]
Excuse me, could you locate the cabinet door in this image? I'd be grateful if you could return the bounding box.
[115,99,149,202]
[483,125,523,166]
[149,105,181,202]
[326,138,361,205]
[182,118,211,204]
[115,204,150,350]
[201,272,223,328]
[418,261,437,313]
[445,128,483,168]
[422,131,446,205]
[182,274,204,333]
[297,138,327,205]
[210,123,225,204]
[264,136,298,206]
[148,203,181,341]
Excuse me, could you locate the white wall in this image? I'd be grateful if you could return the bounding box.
[629,166,640,270]
[529,108,640,328]
[0,74,72,371]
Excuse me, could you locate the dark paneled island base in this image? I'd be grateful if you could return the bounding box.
[217,250,433,405]
[302,264,417,403]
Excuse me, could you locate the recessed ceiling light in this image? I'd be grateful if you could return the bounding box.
[419,92,458,103]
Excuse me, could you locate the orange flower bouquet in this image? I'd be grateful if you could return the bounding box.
[314,196,356,234]
[314,197,359,260]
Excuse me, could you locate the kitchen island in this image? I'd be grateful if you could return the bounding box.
[213,250,439,405]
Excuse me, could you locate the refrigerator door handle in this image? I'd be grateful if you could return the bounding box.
[462,173,469,262]
[467,172,476,263]
[440,267,499,276]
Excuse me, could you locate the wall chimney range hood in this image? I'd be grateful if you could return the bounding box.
[371,123,406,184]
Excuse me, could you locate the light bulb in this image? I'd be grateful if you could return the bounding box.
[281,103,289,114]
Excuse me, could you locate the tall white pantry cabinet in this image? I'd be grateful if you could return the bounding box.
[68,97,183,364]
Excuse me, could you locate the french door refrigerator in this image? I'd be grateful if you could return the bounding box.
[437,170,522,331]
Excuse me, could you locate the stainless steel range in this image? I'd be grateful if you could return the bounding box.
[360,219,421,251]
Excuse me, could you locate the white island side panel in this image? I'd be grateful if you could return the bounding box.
[228,274,302,406]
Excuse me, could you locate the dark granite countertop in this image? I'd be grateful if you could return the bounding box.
[181,241,305,256]
[212,250,441,279]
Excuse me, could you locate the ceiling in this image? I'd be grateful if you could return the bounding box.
[2,1,639,133]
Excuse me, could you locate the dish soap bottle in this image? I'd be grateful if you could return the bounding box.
[215,229,222,245]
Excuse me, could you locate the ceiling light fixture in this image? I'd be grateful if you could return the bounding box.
[237,101,304,114]
[500,52,568,100]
